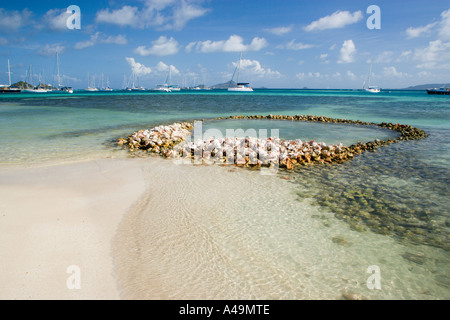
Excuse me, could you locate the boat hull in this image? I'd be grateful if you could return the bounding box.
[22,89,49,93]
[0,88,21,94]
[427,89,450,95]
[228,87,254,92]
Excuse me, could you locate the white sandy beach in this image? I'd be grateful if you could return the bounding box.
[1,155,448,300]
[0,158,149,300]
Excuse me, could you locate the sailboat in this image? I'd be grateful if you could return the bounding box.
[154,67,177,92]
[85,73,99,92]
[167,67,180,91]
[125,72,145,91]
[53,52,73,94]
[228,52,253,92]
[99,73,113,91]
[22,65,49,93]
[363,64,381,93]
[0,60,21,93]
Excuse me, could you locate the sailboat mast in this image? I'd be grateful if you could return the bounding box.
[237,52,242,84]
[7,59,11,87]
[56,52,62,88]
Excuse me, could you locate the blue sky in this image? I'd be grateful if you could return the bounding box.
[1,0,449,89]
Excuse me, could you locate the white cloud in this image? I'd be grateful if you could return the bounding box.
[233,59,281,78]
[438,9,450,40]
[95,0,208,30]
[280,40,314,50]
[37,43,66,56]
[264,25,293,35]
[413,40,450,69]
[135,36,179,56]
[338,40,356,64]
[397,50,412,62]
[95,6,141,27]
[405,9,450,41]
[367,51,394,64]
[309,72,321,78]
[384,66,408,78]
[304,10,363,32]
[319,53,330,64]
[406,22,437,39]
[296,73,306,80]
[0,8,32,32]
[41,8,71,31]
[189,35,267,53]
[171,0,209,30]
[346,70,357,80]
[126,57,152,76]
[75,32,128,50]
[155,61,180,75]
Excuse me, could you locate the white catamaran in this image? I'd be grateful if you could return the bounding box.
[228,52,253,92]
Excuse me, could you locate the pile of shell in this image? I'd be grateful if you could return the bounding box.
[119,114,427,169]
[173,137,350,169]
[118,122,193,154]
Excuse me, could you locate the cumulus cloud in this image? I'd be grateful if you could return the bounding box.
[233,59,281,78]
[95,6,140,27]
[95,0,208,30]
[338,40,356,64]
[125,57,152,76]
[171,0,208,30]
[135,36,180,56]
[413,40,450,69]
[304,10,363,32]
[187,35,267,53]
[405,9,450,41]
[0,8,32,32]
[264,25,293,35]
[384,66,409,78]
[155,61,180,75]
[37,43,66,56]
[319,53,330,64]
[278,39,314,50]
[40,8,71,31]
[406,22,437,39]
[438,9,450,40]
[75,32,127,50]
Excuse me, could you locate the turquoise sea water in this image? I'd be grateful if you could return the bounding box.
[1,89,449,299]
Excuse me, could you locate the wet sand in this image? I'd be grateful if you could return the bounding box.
[0,158,149,299]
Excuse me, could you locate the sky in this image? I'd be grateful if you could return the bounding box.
[1,0,450,89]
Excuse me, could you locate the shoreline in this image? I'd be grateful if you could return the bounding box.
[0,157,149,299]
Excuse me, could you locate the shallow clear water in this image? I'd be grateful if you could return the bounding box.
[1,89,449,299]
[201,119,399,146]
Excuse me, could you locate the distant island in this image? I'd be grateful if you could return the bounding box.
[211,81,236,89]
[401,83,449,90]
